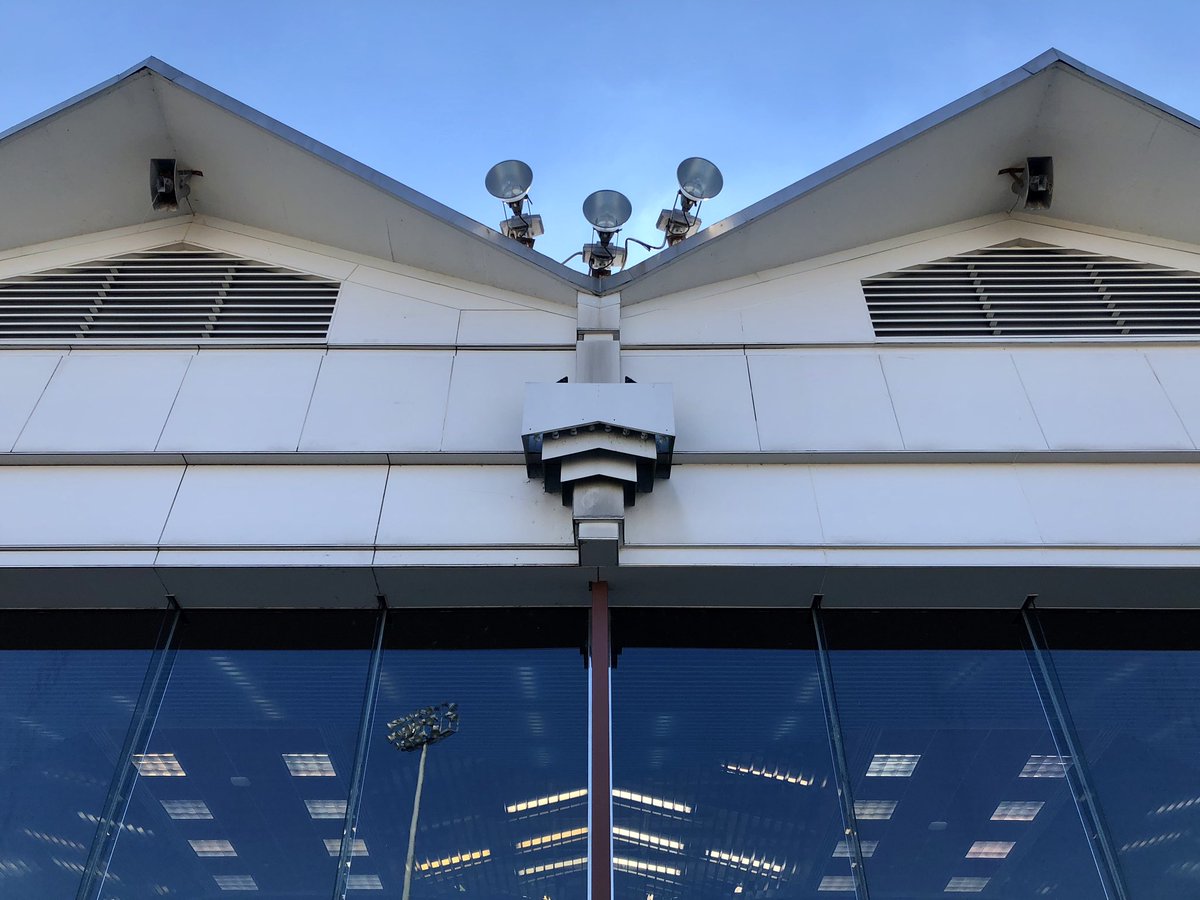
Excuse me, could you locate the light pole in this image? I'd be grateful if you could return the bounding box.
[387,702,459,900]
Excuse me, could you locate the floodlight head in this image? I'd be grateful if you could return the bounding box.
[485,160,533,203]
[583,190,632,236]
[151,158,202,212]
[677,157,723,203]
[387,701,459,753]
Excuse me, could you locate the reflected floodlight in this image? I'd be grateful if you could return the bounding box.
[998,156,1053,210]
[677,157,723,203]
[150,158,202,212]
[387,702,459,753]
[486,160,543,248]
[581,190,632,276]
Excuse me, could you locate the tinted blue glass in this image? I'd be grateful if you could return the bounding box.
[1042,611,1200,898]
[825,611,1106,899]
[0,611,161,899]
[611,610,849,900]
[353,610,588,899]
[103,612,373,898]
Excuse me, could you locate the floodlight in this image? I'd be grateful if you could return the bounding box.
[387,702,459,752]
[485,160,542,247]
[150,158,202,212]
[998,156,1053,210]
[583,190,632,234]
[677,157,723,203]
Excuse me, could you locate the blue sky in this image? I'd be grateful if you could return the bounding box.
[2,1,1198,269]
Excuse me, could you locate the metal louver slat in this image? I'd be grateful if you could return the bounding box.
[0,242,339,343]
[862,243,1200,338]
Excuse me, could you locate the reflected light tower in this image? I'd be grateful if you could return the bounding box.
[388,702,459,900]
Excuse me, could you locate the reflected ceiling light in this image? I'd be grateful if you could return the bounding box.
[23,829,86,851]
[346,874,384,890]
[833,840,877,858]
[965,841,1014,860]
[304,799,347,819]
[161,800,213,820]
[1120,831,1183,852]
[866,754,920,777]
[282,753,336,777]
[485,160,544,248]
[991,800,1043,822]
[325,838,369,857]
[705,850,785,875]
[132,753,186,777]
[506,788,588,814]
[78,811,152,836]
[614,826,684,852]
[212,874,258,891]
[733,886,743,894]
[190,839,237,858]
[818,875,855,892]
[615,857,682,878]
[417,848,492,873]
[1019,755,1068,778]
[515,827,588,851]
[518,856,588,877]
[612,788,692,814]
[945,876,990,893]
[723,762,813,785]
[1154,795,1200,816]
[853,800,897,820]
[578,190,632,276]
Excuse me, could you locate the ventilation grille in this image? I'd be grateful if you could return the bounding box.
[0,243,339,343]
[863,243,1200,338]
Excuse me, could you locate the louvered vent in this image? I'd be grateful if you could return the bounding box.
[0,243,339,343]
[863,242,1200,338]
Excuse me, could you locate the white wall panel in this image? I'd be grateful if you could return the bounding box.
[326,281,460,345]
[440,350,574,452]
[882,351,1047,451]
[160,465,387,546]
[0,466,182,545]
[1012,350,1192,450]
[1018,465,1200,545]
[299,350,453,452]
[811,465,1042,546]
[749,352,903,451]
[0,353,61,450]
[16,351,192,453]
[157,350,323,452]
[625,465,823,546]
[456,309,575,346]
[1145,350,1200,446]
[377,466,573,546]
[622,351,759,452]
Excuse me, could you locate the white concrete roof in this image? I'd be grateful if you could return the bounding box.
[2,50,1199,305]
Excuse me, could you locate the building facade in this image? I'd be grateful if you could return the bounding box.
[0,50,1198,899]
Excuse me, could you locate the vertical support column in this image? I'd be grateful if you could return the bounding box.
[77,598,182,900]
[589,580,613,900]
[811,598,871,900]
[1021,599,1130,900]
[333,597,389,900]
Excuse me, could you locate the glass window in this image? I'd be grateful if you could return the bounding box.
[823,610,1106,898]
[102,610,376,898]
[0,610,165,900]
[353,608,589,899]
[612,608,850,900]
[1040,610,1200,898]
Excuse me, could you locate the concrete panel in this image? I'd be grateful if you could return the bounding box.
[1146,349,1200,446]
[16,351,192,453]
[441,350,574,452]
[0,565,169,608]
[0,466,183,546]
[811,465,1042,546]
[0,353,61,451]
[1012,350,1192,450]
[457,309,575,345]
[626,465,823,546]
[622,352,759,452]
[161,465,388,546]
[299,350,453,452]
[157,350,324,452]
[326,280,460,345]
[377,466,573,546]
[1018,464,1200,545]
[749,352,903,451]
[882,351,1047,451]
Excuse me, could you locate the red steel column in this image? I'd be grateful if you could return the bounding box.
[589,580,612,900]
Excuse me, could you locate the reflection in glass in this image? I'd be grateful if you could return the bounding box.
[355,609,588,899]
[0,611,164,899]
[823,610,1106,898]
[102,611,375,898]
[1041,610,1200,899]
[612,609,850,900]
